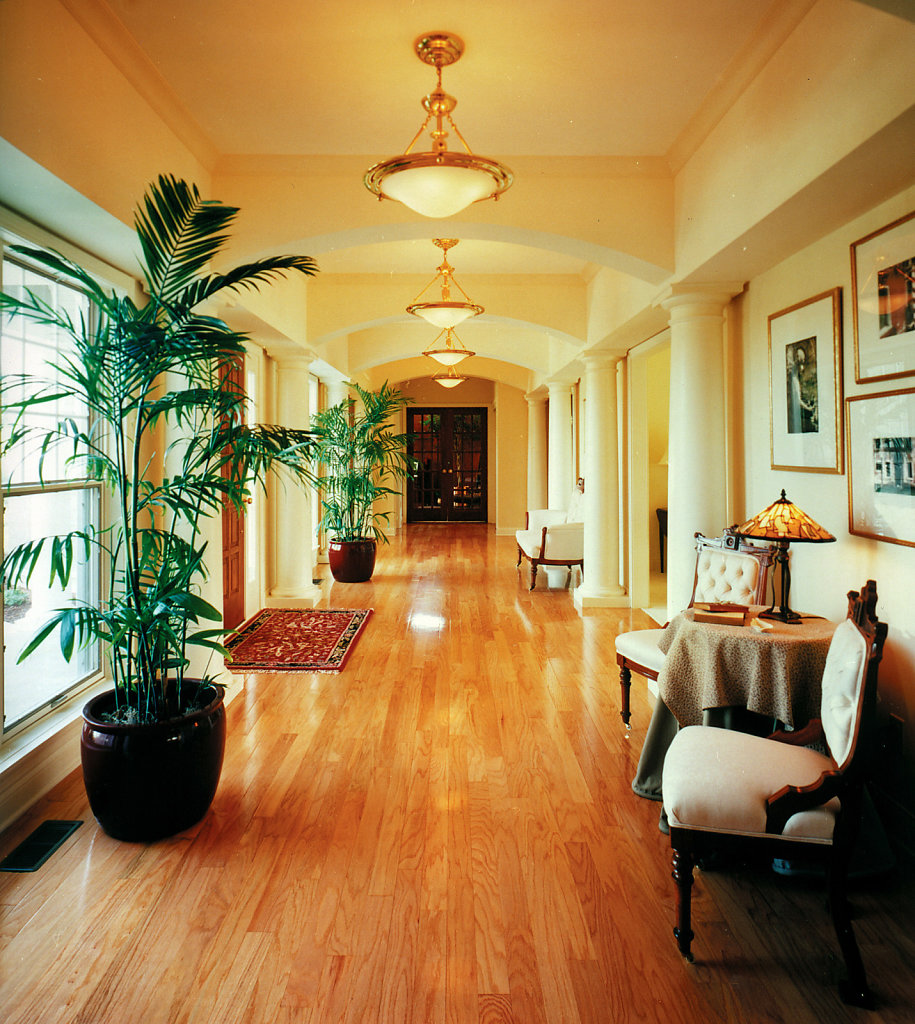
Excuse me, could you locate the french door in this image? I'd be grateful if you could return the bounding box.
[406,408,487,522]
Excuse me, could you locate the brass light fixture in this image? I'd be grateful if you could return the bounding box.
[407,238,483,328]
[737,489,836,623]
[422,327,475,366]
[364,32,513,219]
[433,364,468,389]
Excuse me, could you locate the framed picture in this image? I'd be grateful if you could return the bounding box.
[851,210,915,383]
[846,387,915,548]
[768,287,843,473]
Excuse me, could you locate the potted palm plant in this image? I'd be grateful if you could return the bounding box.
[0,174,318,841]
[309,381,414,582]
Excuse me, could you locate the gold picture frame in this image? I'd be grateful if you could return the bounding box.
[851,210,915,383]
[768,287,843,474]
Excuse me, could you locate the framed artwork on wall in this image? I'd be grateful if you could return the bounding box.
[851,210,915,383]
[768,287,843,474]
[846,387,915,548]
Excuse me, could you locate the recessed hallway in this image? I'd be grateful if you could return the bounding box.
[1,525,912,1024]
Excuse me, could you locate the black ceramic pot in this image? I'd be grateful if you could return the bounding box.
[328,538,377,582]
[80,681,226,842]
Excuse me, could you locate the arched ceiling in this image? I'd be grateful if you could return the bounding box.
[6,0,910,390]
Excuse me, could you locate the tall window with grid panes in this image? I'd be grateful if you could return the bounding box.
[1,254,101,734]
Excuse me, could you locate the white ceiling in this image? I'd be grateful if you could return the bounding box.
[103,0,778,159]
[82,0,800,282]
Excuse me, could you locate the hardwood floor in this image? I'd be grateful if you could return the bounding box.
[1,524,913,1023]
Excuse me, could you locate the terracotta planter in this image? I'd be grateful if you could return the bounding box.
[328,538,377,582]
[80,681,226,842]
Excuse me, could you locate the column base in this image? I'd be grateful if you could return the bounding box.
[266,584,323,609]
[574,587,629,612]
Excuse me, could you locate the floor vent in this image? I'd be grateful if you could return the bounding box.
[0,820,83,872]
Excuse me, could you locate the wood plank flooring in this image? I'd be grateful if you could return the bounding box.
[1,524,913,1023]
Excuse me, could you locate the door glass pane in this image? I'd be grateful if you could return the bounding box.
[3,487,101,730]
[453,412,483,511]
[410,411,442,512]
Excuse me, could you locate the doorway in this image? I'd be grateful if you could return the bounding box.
[406,408,487,522]
[221,356,245,630]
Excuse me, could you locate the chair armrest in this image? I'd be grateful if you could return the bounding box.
[768,719,825,747]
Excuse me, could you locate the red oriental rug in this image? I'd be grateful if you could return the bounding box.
[224,608,371,673]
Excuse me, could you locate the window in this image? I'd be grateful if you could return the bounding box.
[1,256,102,734]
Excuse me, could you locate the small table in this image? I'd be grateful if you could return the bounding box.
[658,607,836,729]
[632,607,836,801]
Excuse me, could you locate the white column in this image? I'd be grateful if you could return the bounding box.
[659,284,743,620]
[575,352,627,610]
[547,382,574,509]
[525,394,548,511]
[267,354,321,608]
[325,377,349,409]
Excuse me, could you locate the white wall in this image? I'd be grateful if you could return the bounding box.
[740,181,915,841]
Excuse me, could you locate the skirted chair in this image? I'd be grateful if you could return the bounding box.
[662,581,887,1008]
[515,479,585,591]
[615,529,774,729]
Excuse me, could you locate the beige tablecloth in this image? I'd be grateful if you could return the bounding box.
[657,607,836,728]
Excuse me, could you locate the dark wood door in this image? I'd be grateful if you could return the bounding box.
[407,408,487,523]
[221,359,245,629]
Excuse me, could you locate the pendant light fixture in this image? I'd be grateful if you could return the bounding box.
[422,326,475,365]
[364,32,513,219]
[433,364,468,389]
[407,238,483,328]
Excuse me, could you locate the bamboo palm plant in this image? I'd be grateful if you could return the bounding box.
[309,381,415,543]
[0,174,318,724]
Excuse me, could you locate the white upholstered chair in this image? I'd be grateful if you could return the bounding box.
[661,581,886,1008]
[615,529,774,729]
[515,479,585,591]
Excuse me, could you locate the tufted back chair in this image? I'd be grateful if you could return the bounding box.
[692,547,764,606]
[615,529,774,730]
[688,531,773,608]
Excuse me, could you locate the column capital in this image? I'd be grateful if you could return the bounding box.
[524,392,548,406]
[547,381,574,397]
[655,282,745,318]
[269,350,317,370]
[581,350,622,369]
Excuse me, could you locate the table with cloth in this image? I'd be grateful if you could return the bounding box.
[632,607,836,801]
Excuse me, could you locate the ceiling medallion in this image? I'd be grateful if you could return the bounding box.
[364,32,513,218]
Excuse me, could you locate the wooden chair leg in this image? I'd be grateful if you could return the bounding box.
[672,847,695,961]
[829,815,873,1008]
[619,664,632,729]
[530,561,538,590]
[516,546,523,567]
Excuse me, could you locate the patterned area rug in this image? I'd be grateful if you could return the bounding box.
[224,608,372,673]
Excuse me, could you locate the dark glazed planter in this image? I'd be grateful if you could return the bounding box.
[80,681,226,842]
[328,538,377,582]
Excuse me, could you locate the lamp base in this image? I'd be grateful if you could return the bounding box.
[758,606,802,624]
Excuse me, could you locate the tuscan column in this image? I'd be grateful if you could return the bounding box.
[525,393,548,511]
[575,352,627,610]
[325,377,349,409]
[659,284,743,619]
[267,353,321,607]
[547,382,574,509]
